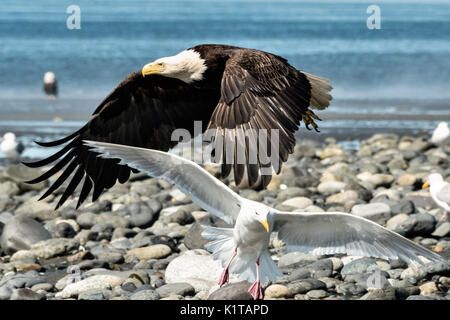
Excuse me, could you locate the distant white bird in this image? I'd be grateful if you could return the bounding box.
[1,132,24,161]
[43,71,58,98]
[423,173,450,221]
[431,122,449,145]
[85,141,447,300]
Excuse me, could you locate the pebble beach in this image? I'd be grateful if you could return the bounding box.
[0,132,449,301]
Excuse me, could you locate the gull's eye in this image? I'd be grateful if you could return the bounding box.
[255,212,260,216]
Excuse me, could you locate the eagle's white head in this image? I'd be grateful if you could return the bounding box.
[141,49,207,84]
[44,72,56,84]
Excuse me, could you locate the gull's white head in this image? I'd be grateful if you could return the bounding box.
[2,132,16,142]
[423,173,444,189]
[436,122,449,130]
[141,49,207,84]
[244,200,272,232]
[428,173,444,185]
[44,72,56,84]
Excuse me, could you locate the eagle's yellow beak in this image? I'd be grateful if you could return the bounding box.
[422,182,430,189]
[261,219,269,232]
[142,62,165,77]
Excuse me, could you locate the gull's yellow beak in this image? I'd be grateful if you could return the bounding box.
[422,182,430,189]
[261,219,269,232]
[142,62,165,77]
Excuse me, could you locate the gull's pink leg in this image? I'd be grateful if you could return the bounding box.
[248,258,263,300]
[218,248,237,286]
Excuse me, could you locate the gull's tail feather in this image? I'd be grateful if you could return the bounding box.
[202,226,235,267]
[258,250,283,283]
[202,225,282,284]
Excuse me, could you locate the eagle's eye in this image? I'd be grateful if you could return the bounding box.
[255,212,260,216]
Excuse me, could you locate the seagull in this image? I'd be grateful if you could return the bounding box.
[1,132,24,162]
[423,173,450,221]
[85,141,447,300]
[431,122,449,146]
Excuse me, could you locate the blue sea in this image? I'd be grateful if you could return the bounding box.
[0,0,449,159]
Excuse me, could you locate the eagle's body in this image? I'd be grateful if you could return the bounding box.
[26,44,332,208]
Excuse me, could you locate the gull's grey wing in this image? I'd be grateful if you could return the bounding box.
[84,141,242,224]
[436,184,450,205]
[273,211,447,265]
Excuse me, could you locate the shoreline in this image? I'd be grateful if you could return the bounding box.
[0,131,449,300]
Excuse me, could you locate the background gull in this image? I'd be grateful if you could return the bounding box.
[431,122,450,146]
[423,173,450,221]
[1,132,24,162]
[85,140,448,300]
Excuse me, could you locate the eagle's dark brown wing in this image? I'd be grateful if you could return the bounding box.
[208,49,332,189]
[25,72,220,209]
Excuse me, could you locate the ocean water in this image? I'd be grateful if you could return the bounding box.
[0,0,449,159]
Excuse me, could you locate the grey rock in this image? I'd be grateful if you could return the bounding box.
[308,259,334,279]
[306,289,328,299]
[55,222,76,238]
[0,211,13,225]
[156,282,195,298]
[403,196,436,212]
[278,252,320,268]
[395,286,420,299]
[208,281,253,300]
[165,209,195,225]
[0,285,12,300]
[31,283,53,292]
[76,212,98,229]
[391,200,415,215]
[351,203,392,222]
[406,295,447,300]
[78,289,112,300]
[10,288,45,300]
[288,268,311,282]
[3,165,48,191]
[30,238,79,259]
[287,279,326,295]
[132,235,178,253]
[0,181,20,197]
[91,223,114,241]
[112,228,137,240]
[130,289,160,300]
[90,244,125,264]
[276,187,310,201]
[128,199,161,228]
[1,215,51,254]
[360,287,396,300]
[111,238,132,250]
[0,271,45,290]
[395,213,436,237]
[336,282,367,296]
[341,258,378,275]
[432,222,450,237]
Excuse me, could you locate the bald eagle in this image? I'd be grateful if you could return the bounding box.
[25,44,332,209]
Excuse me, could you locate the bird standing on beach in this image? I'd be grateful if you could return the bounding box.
[43,72,58,98]
[423,173,450,221]
[85,141,447,300]
[431,122,449,146]
[1,132,24,162]
[25,44,332,209]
